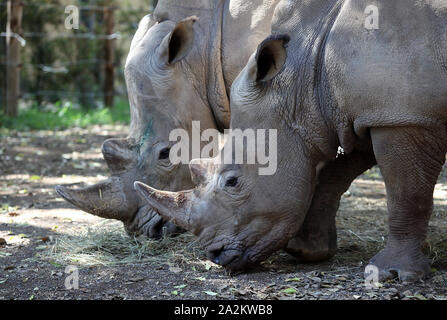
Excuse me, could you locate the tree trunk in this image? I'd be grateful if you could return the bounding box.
[104,5,115,108]
[5,0,23,117]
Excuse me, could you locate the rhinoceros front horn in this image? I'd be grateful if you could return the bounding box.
[55,177,138,221]
[133,181,194,233]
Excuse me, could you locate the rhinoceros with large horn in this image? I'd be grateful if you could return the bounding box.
[135,0,447,281]
[56,0,281,239]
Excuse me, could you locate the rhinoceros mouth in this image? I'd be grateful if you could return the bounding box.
[204,241,254,270]
[124,204,184,239]
[207,247,237,264]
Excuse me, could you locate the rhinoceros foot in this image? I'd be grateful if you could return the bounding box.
[285,227,337,263]
[123,205,185,240]
[368,244,431,282]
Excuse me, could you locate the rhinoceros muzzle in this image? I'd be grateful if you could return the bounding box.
[134,180,258,270]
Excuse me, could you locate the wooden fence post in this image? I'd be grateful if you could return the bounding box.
[5,0,23,117]
[104,5,115,108]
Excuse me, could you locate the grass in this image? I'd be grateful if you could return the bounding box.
[0,98,131,131]
[44,220,207,269]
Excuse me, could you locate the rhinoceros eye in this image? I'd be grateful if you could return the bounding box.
[225,176,238,187]
[159,147,170,160]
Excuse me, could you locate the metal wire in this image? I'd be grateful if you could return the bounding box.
[0,32,26,46]
[0,2,117,11]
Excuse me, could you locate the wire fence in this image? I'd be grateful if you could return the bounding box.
[0,0,152,12]
[0,2,117,11]
[0,0,154,111]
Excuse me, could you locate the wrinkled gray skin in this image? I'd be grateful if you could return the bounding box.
[56,0,281,239]
[135,0,447,281]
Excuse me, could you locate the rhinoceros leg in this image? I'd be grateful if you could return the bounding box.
[285,149,376,262]
[369,127,447,282]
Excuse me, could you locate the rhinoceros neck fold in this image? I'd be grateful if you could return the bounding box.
[153,0,230,131]
[204,0,231,131]
[274,0,344,161]
[211,0,281,131]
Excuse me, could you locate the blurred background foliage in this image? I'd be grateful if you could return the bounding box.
[0,0,158,130]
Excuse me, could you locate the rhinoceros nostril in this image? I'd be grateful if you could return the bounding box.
[149,218,165,240]
[208,248,224,265]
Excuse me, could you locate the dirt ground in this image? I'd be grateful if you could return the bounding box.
[1,124,447,300]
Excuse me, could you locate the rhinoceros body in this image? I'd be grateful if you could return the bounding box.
[56,0,280,238]
[136,0,447,281]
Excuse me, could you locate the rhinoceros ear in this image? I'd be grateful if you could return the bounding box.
[252,34,290,82]
[159,16,198,65]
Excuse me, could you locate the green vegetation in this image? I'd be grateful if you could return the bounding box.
[0,98,130,131]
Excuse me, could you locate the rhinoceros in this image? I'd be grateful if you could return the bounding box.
[55,0,281,239]
[135,0,447,281]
